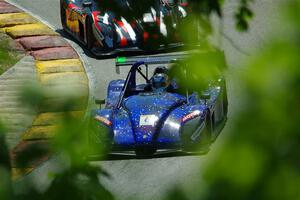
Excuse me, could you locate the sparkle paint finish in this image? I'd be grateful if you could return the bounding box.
[158,103,207,144]
[90,60,228,154]
[106,79,125,108]
[113,108,135,146]
[124,92,186,145]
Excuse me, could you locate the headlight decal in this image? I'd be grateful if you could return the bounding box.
[94,115,112,126]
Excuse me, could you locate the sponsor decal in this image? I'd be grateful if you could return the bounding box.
[94,115,112,126]
[68,3,80,10]
[140,115,159,126]
[115,23,128,46]
[143,13,155,23]
[121,17,137,41]
[182,110,202,123]
[143,32,149,41]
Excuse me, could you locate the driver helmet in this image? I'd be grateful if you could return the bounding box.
[151,66,169,89]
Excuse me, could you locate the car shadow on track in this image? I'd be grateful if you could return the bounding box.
[88,150,208,161]
[56,29,186,60]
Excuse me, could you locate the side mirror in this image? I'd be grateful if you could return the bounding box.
[82,1,92,8]
[95,99,106,109]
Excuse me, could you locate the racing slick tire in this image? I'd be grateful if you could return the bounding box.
[86,16,96,50]
[60,0,67,30]
[140,39,161,52]
[88,133,110,158]
[135,147,156,158]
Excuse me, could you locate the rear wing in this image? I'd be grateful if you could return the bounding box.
[115,51,227,74]
[115,54,188,74]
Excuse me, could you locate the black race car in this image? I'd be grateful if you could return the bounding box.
[60,0,192,55]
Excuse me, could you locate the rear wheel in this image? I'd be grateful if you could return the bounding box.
[140,41,160,52]
[86,16,96,50]
[60,0,67,29]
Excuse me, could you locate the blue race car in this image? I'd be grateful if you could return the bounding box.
[89,53,228,156]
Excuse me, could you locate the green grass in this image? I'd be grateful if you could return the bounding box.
[0,34,23,75]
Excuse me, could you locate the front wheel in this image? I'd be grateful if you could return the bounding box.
[88,121,111,157]
[135,146,156,158]
[88,133,108,157]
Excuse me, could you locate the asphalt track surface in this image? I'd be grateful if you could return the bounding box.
[8,0,282,199]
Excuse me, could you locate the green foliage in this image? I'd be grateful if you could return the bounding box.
[166,1,300,200]
[0,124,13,200]
[5,1,300,200]
[13,86,114,200]
[235,0,254,31]
[169,49,226,94]
[142,1,300,200]
[94,0,254,50]
[188,0,222,16]
[39,112,114,200]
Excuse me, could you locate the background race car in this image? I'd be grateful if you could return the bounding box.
[89,52,228,156]
[60,0,195,55]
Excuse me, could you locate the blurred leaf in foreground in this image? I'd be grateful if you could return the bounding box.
[201,0,300,200]
[0,124,13,200]
[43,110,114,200]
[169,49,226,94]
